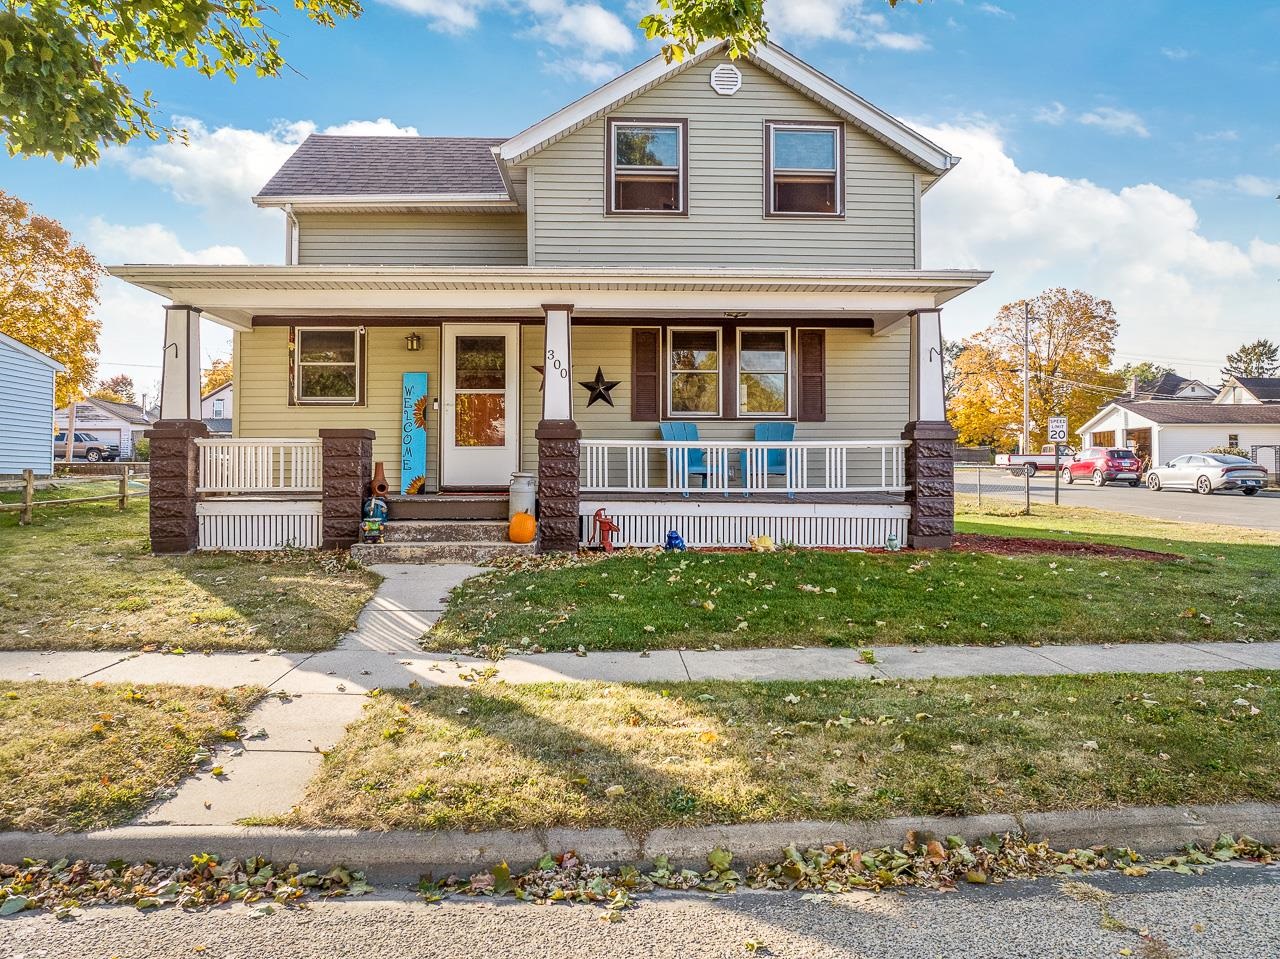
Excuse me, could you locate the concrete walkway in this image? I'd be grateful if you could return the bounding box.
[5,562,1280,827]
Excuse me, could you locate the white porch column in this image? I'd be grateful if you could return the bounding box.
[907,308,946,423]
[541,304,573,421]
[159,305,202,421]
[901,308,956,548]
[535,304,580,552]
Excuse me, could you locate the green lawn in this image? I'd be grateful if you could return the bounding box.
[0,501,379,652]
[278,671,1280,833]
[0,680,262,832]
[426,504,1280,652]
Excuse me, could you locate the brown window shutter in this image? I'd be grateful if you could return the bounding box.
[797,329,826,422]
[631,327,661,421]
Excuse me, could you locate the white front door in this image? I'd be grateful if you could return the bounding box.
[441,324,521,488]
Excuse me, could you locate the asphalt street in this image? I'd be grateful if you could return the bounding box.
[959,473,1280,531]
[4,863,1277,959]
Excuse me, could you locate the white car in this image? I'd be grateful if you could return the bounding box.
[1145,453,1269,496]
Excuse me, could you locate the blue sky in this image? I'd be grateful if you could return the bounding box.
[3,0,1278,391]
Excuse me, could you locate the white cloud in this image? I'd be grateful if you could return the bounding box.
[377,0,486,33]
[86,219,249,265]
[376,0,635,58]
[1078,106,1150,138]
[323,118,421,136]
[544,56,624,84]
[919,121,1278,381]
[1033,101,1067,126]
[1193,174,1280,198]
[977,3,1013,17]
[1195,129,1239,143]
[1161,46,1192,60]
[766,0,930,51]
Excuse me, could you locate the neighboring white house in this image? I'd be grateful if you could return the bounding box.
[1078,378,1280,480]
[55,397,153,459]
[0,331,65,477]
[1131,371,1217,400]
[201,380,233,436]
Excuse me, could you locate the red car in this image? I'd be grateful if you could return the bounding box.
[1060,447,1142,487]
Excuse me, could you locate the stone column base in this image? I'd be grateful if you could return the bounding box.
[319,429,375,550]
[145,419,208,554]
[535,419,581,553]
[902,420,957,549]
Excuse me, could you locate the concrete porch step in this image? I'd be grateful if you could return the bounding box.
[381,520,510,543]
[350,541,536,565]
[385,495,508,521]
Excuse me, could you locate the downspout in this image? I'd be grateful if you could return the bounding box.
[283,203,299,265]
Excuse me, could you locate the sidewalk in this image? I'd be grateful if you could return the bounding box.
[4,562,1279,827]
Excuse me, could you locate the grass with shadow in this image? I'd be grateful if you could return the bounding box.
[279,670,1280,833]
[0,500,379,652]
[426,503,1280,652]
[0,680,262,832]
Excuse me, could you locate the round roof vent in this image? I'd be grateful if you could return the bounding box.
[709,63,743,96]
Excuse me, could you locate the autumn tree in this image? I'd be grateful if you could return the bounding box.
[202,358,233,395]
[93,373,137,404]
[641,0,917,62]
[942,339,965,405]
[0,0,361,166]
[0,190,102,407]
[949,289,1121,452]
[1116,361,1175,392]
[1221,339,1280,381]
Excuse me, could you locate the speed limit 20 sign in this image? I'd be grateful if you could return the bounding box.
[1048,416,1069,444]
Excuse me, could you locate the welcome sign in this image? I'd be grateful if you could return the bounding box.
[401,372,429,494]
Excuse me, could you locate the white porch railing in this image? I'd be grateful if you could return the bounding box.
[196,438,323,494]
[581,439,909,494]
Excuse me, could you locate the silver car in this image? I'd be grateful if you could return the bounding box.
[1146,453,1269,496]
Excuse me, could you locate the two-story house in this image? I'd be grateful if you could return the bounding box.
[114,43,989,557]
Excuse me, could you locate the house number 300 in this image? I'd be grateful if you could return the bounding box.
[545,349,569,378]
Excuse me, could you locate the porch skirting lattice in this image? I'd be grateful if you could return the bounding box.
[196,499,323,551]
[579,500,909,550]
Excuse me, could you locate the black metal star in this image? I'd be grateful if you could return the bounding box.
[578,366,622,407]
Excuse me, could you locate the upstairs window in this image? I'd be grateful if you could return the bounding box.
[212,398,225,418]
[607,119,686,215]
[766,122,843,216]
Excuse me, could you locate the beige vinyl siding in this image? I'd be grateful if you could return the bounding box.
[234,326,443,492]
[522,55,920,269]
[296,212,527,266]
[520,324,910,478]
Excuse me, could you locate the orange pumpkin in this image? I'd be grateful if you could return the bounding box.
[508,511,537,544]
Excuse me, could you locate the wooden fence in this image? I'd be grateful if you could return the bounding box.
[0,468,148,525]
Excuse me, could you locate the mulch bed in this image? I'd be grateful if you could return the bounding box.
[951,533,1180,561]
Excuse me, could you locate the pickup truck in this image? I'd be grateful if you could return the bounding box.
[53,431,120,463]
[994,444,1075,476]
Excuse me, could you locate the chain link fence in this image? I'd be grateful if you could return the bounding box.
[953,464,1033,516]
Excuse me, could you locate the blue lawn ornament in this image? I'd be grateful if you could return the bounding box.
[664,530,687,551]
[363,496,388,522]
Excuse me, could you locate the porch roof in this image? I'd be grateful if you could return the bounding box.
[107,265,992,332]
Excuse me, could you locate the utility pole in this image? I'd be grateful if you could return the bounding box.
[1022,302,1031,455]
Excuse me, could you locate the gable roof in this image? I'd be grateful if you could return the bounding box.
[202,380,233,401]
[63,397,153,425]
[253,136,515,209]
[499,42,957,177]
[1233,376,1280,401]
[0,331,65,373]
[1101,399,1280,426]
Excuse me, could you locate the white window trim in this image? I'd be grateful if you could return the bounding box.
[667,326,721,418]
[294,326,361,404]
[737,327,791,418]
[766,121,843,218]
[609,119,685,215]
[212,399,225,417]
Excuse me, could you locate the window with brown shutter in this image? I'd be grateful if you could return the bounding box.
[796,329,826,422]
[631,327,661,421]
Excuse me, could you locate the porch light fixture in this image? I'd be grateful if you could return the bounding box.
[404,332,422,352]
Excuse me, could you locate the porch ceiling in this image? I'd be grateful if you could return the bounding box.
[107,265,992,331]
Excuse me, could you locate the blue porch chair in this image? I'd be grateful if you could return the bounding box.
[740,422,796,496]
[660,421,711,494]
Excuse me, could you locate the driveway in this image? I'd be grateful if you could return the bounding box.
[1027,475,1280,530]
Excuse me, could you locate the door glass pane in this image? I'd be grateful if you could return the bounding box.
[455,393,506,447]
[615,125,679,167]
[740,373,787,414]
[773,129,836,170]
[670,330,718,371]
[298,330,356,363]
[740,331,787,371]
[455,336,506,390]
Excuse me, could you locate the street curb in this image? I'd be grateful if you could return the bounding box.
[3,804,1276,883]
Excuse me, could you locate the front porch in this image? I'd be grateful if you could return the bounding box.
[117,266,978,555]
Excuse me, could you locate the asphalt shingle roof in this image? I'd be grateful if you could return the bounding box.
[1234,377,1280,402]
[1112,399,1280,425]
[255,135,510,198]
[85,398,152,425]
